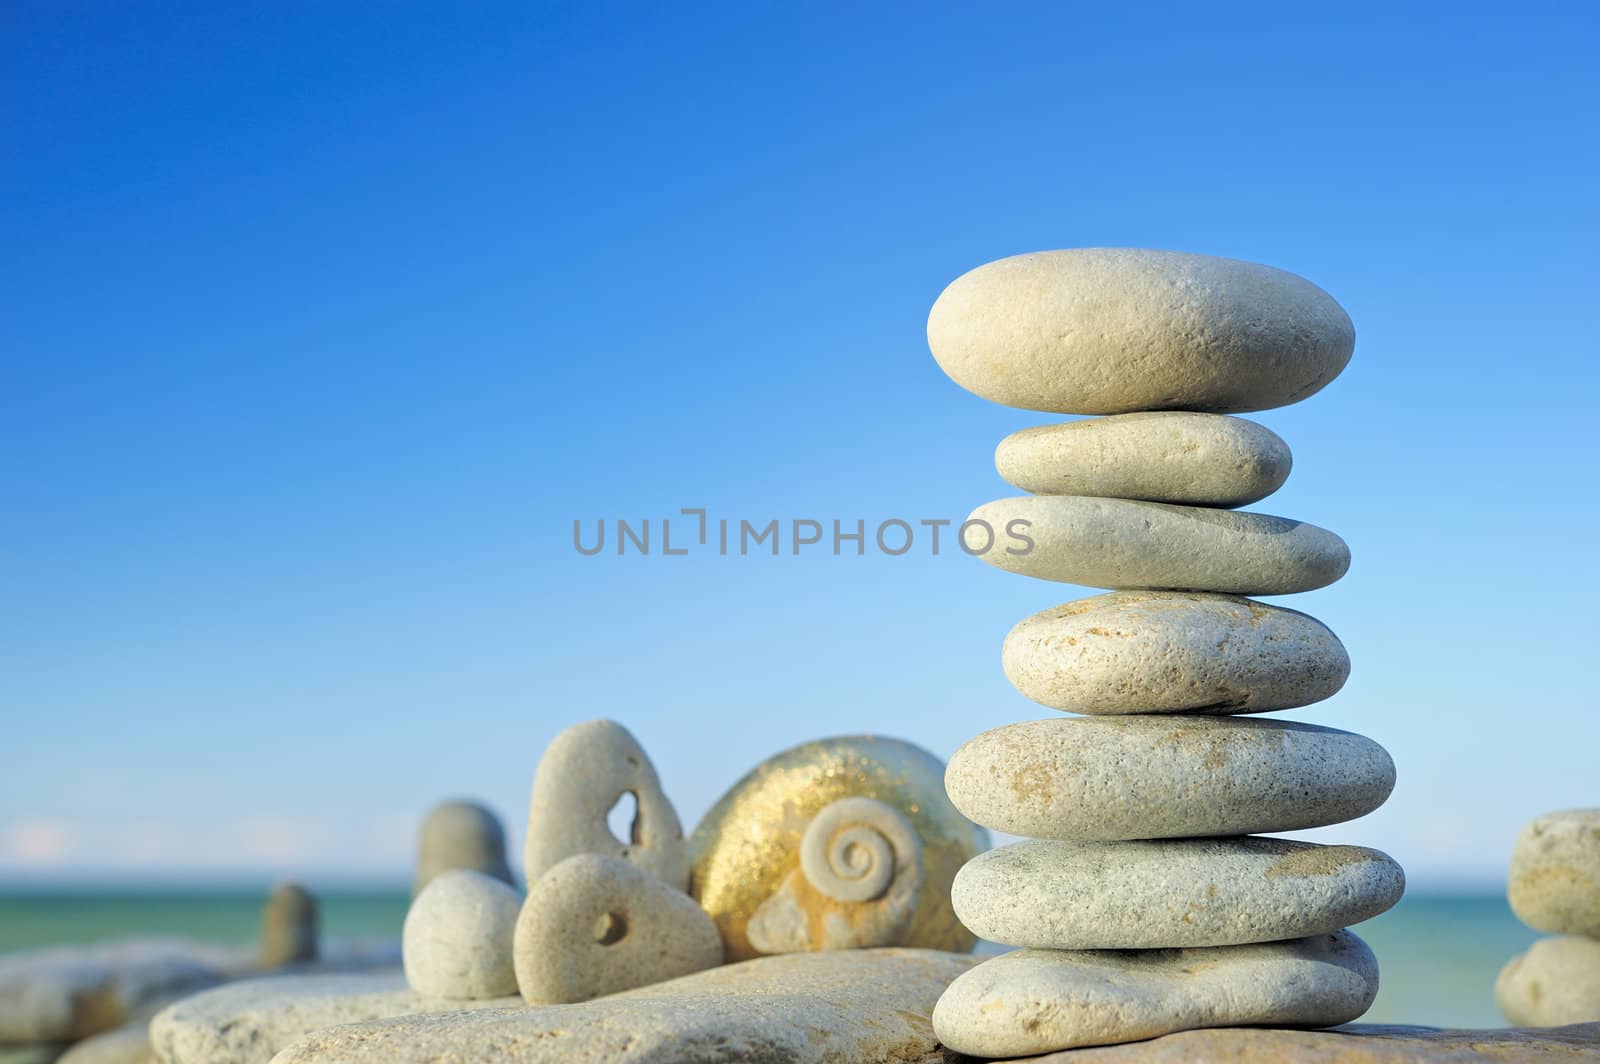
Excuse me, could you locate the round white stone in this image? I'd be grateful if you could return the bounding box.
[403,870,521,1000]
[932,931,1379,1057]
[953,838,1404,950]
[927,248,1355,415]
[1003,591,1350,714]
[1508,808,1600,937]
[995,412,1292,507]
[968,496,1349,595]
[1496,935,1600,1027]
[945,716,1395,840]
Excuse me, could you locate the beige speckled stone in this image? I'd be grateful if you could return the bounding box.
[1005,1022,1600,1062]
[995,413,1292,507]
[514,853,722,1004]
[1003,591,1349,714]
[932,931,1378,1057]
[953,837,1404,950]
[968,496,1349,595]
[945,716,1395,840]
[269,948,977,1064]
[259,883,316,969]
[1497,935,1600,1026]
[927,249,1354,415]
[1509,808,1600,937]
[56,1021,154,1063]
[524,719,688,891]
[148,972,517,1064]
[402,870,520,1000]
[413,799,514,895]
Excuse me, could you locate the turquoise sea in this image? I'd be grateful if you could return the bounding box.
[0,890,1533,1030]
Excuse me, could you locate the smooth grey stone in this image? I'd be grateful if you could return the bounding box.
[968,496,1349,595]
[413,799,514,896]
[402,870,520,999]
[524,719,688,891]
[1003,591,1349,714]
[148,972,517,1064]
[1509,808,1600,937]
[271,949,978,1064]
[1497,935,1600,1026]
[995,412,1292,507]
[945,716,1395,840]
[953,837,1404,949]
[513,853,723,1004]
[258,883,316,969]
[927,249,1354,415]
[932,931,1378,1057]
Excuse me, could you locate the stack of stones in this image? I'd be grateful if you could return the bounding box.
[923,249,1406,1058]
[1497,808,1600,1026]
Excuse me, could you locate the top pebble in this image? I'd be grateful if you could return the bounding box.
[928,249,1354,414]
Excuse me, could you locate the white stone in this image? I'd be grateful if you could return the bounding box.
[524,719,688,891]
[945,716,1395,840]
[932,931,1379,1057]
[514,853,723,1004]
[1496,935,1600,1026]
[1002,591,1349,714]
[927,248,1354,414]
[1508,808,1600,937]
[968,496,1349,595]
[995,413,1292,507]
[402,870,520,999]
[270,949,977,1064]
[953,837,1404,949]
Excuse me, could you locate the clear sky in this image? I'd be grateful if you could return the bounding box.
[3,2,1596,891]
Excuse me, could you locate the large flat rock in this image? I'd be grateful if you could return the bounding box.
[270,948,978,1063]
[992,1021,1600,1061]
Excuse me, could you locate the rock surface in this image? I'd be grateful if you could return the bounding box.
[927,248,1355,415]
[1509,808,1600,937]
[1497,935,1600,1026]
[148,972,516,1064]
[945,716,1395,840]
[258,884,316,969]
[271,948,977,1064]
[402,870,520,999]
[933,931,1378,1058]
[56,1021,153,1063]
[1003,591,1349,714]
[413,799,515,895]
[991,1022,1600,1062]
[969,496,1349,594]
[954,837,1404,949]
[514,853,722,1004]
[524,719,688,891]
[995,412,1292,507]
[689,734,987,961]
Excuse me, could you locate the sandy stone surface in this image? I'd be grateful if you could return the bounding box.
[1002,591,1348,714]
[1509,808,1600,937]
[995,412,1292,507]
[402,870,520,999]
[1497,935,1600,1026]
[927,248,1355,415]
[988,1022,1600,1062]
[968,495,1349,595]
[945,716,1395,840]
[269,948,977,1063]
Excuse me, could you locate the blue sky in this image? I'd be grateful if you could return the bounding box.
[2,2,1596,890]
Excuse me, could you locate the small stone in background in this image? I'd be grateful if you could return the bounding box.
[1508,808,1600,937]
[514,853,722,1004]
[259,883,317,968]
[414,799,515,896]
[1496,935,1600,1027]
[403,870,520,1000]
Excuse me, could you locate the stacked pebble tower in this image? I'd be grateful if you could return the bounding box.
[923,249,1406,1058]
[1497,808,1600,1026]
